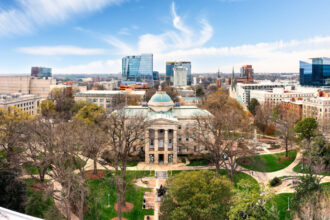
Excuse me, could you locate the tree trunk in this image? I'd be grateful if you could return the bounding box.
[285,137,289,157]
[93,156,98,175]
[38,167,45,182]
[117,190,122,219]
[79,182,84,220]
[120,167,127,207]
[65,200,71,220]
[215,161,220,175]
[230,165,234,182]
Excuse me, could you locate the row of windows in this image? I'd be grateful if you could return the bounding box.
[88,98,112,103]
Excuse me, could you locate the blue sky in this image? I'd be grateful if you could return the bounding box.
[1,0,330,74]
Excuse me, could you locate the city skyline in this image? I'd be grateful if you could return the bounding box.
[1,0,330,74]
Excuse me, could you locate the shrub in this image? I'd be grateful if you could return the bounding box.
[270,177,281,187]
[265,124,276,135]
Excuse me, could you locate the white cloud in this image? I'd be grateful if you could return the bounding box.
[52,2,330,73]
[0,0,124,36]
[54,59,121,73]
[17,45,107,55]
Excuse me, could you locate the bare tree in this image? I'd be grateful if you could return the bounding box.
[192,90,250,180]
[254,103,274,135]
[101,110,146,219]
[47,121,89,220]
[274,104,297,157]
[79,122,107,175]
[22,116,55,183]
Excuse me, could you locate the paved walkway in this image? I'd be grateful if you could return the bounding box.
[23,149,330,219]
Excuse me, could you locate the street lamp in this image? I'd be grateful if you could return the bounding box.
[107,193,110,208]
[287,197,291,212]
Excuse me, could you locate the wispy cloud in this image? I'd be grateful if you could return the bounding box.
[55,59,121,73]
[0,0,124,37]
[18,46,107,55]
[55,2,330,73]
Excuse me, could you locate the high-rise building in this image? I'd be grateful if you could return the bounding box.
[173,66,188,87]
[300,57,330,86]
[234,65,254,83]
[166,61,191,85]
[153,71,160,81]
[31,67,52,79]
[122,54,153,83]
[240,65,254,81]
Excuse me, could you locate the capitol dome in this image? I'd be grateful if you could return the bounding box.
[148,91,174,112]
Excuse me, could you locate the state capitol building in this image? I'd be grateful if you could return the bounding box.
[122,91,212,164]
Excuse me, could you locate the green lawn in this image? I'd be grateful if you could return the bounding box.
[85,171,154,220]
[293,162,330,176]
[237,151,297,172]
[272,193,294,220]
[187,158,210,166]
[168,169,258,187]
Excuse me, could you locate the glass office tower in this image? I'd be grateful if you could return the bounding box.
[122,54,153,83]
[300,57,330,86]
[166,61,191,85]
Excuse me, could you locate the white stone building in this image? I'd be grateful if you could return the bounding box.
[250,88,316,107]
[122,91,212,164]
[0,93,41,114]
[230,81,286,107]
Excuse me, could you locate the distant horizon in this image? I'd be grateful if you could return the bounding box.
[1,0,330,74]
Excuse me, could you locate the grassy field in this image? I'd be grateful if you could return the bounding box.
[237,151,297,172]
[272,193,294,220]
[168,169,258,187]
[293,162,330,176]
[85,171,154,220]
[187,158,210,166]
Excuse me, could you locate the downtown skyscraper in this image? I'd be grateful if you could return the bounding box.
[122,54,153,83]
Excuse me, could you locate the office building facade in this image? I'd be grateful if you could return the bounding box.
[122,54,153,83]
[166,61,191,85]
[300,57,330,86]
[173,66,188,87]
[31,67,52,79]
[302,97,330,133]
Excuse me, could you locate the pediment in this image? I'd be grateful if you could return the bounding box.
[146,118,178,125]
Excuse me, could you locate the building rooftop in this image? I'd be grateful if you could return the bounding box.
[0,94,38,103]
[0,207,43,220]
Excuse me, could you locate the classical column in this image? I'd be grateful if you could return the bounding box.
[173,129,178,164]
[154,129,159,164]
[145,129,149,164]
[164,129,168,164]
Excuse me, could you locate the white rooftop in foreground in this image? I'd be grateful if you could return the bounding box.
[0,207,43,220]
[76,90,146,96]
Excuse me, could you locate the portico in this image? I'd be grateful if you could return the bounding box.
[145,125,178,164]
